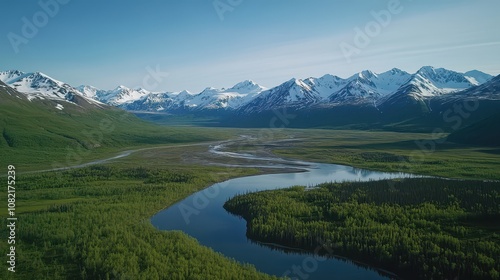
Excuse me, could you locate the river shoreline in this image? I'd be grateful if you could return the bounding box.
[151,137,418,279]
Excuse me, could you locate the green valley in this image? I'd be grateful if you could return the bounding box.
[1,71,499,280]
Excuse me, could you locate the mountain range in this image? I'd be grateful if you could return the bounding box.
[0,70,104,110]
[1,66,500,148]
[1,67,496,115]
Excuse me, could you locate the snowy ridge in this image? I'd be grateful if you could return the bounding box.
[1,67,495,113]
[239,78,323,113]
[77,84,153,106]
[124,80,265,112]
[377,66,491,109]
[440,75,500,102]
[240,67,492,113]
[464,70,494,85]
[0,70,104,108]
[327,69,411,104]
[302,74,346,99]
[413,66,477,94]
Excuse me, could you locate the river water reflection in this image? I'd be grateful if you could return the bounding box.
[151,160,415,279]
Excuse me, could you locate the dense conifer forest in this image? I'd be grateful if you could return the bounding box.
[0,166,277,280]
[225,178,500,279]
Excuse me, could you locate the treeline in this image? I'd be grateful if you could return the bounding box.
[224,178,500,279]
[0,165,276,280]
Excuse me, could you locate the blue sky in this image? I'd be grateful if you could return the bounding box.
[2,0,499,92]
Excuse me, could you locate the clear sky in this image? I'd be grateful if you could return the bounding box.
[2,0,499,92]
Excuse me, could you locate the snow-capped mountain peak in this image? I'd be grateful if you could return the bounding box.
[174,90,192,99]
[76,85,105,99]
[97,85,150,106]
[388,68,406,75]
[464,70,493,85]
[318,74,343,81]
[0,70,25,84]
[200,87,218,94]
[328,68,411,104]
[378,67,494,110]
[359,70,377,79]
[0,71,104,108]
[229,80,265,93]
[401,66,479,97]
[181,81,267,110]
[290,78,313,90]
[415,66,476,89]
[238,77,323,113]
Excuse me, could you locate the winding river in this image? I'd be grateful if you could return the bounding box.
[151,142,416,279]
